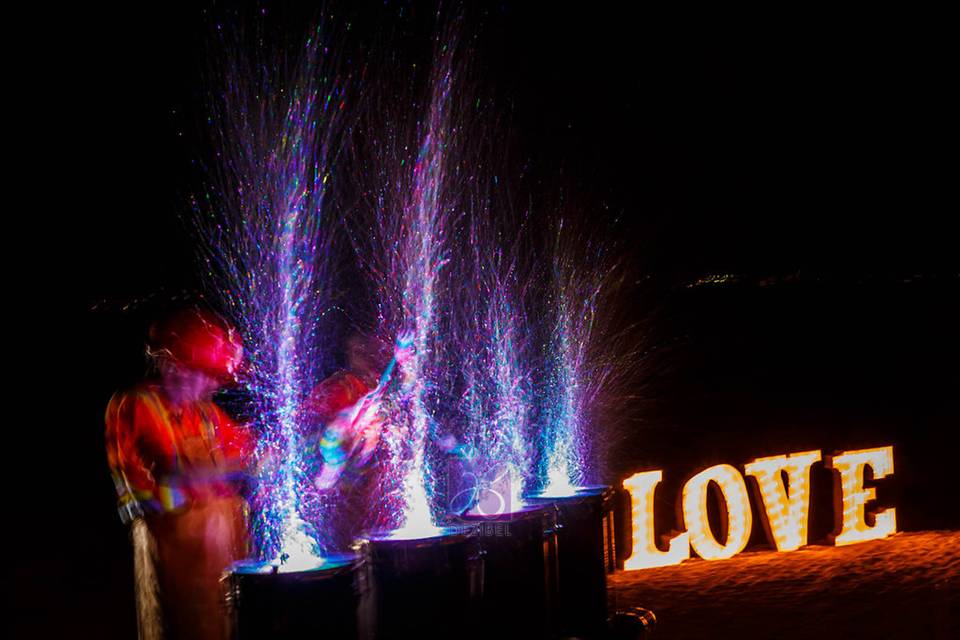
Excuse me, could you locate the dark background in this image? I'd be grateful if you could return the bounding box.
[25,1,957,637]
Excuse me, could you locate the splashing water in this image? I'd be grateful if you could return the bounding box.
[482,285,534,511]
[390,91,451,536]
[191,22,351,567]
[537,219,611,497]
[275,513,327,573]
[187,11,626,552]
[541,292,586,496]
[388,468,444,540]
[458,269,535,514]
[538,459,581,499]
[348,25,466,536]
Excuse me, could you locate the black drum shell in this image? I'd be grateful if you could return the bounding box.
[357,529,480,640]
[461,506,559,638]
[224,555,361,640]
[526,485,615,639]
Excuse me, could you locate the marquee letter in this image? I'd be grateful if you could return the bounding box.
[682,464,752,560]
[623,470,689,569]
[825,446,896,546]
[744,450,821,551]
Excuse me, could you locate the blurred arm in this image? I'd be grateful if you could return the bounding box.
[105,391,162,523]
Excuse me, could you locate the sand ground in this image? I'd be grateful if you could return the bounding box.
[609,531,959,639]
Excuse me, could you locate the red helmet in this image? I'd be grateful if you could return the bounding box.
[148,308,243,380]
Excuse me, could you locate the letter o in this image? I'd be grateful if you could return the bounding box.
[682,464,753,560]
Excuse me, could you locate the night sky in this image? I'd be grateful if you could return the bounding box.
[58,2,957,300]
[25,2,958,637]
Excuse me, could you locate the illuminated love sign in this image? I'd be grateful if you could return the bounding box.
[623,446,896,570]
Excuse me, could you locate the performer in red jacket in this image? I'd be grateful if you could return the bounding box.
[106,308,253,640]
[303,332,414,545]
[306,331,467,543]
[307,335,388,489]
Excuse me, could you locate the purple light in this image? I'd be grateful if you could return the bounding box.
[191,21,353,567]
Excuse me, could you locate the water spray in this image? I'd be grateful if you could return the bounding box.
[187,5,649,636]
[225,554,361,639]
[192,18,352,572]
[191,17,366,637]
